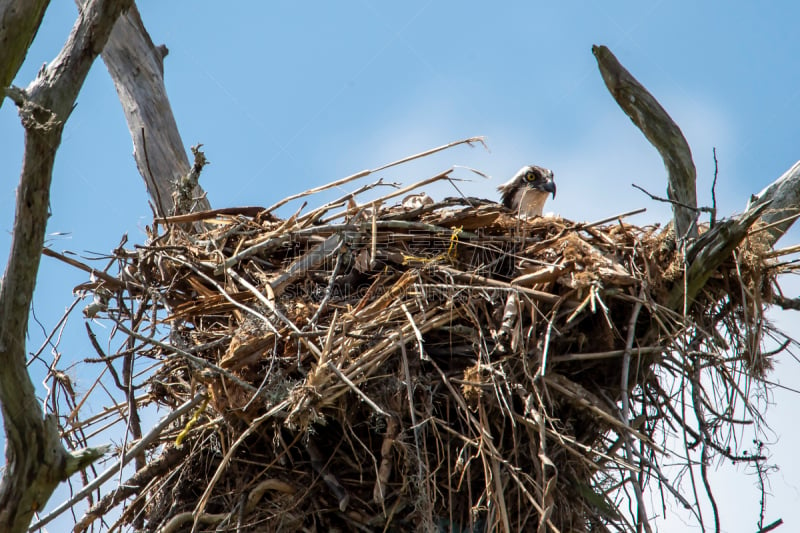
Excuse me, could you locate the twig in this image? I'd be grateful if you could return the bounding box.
[264,136,485,214]
[632,183,711,215]
[326,362,388,417]
[757,518,784,533]
[711,148,719,225]
[581,208,648,229]
[549,346,662,363]
[770,294,800,311]
[42,247,128,290]
[618,288,652,533]
[31,392,206,531]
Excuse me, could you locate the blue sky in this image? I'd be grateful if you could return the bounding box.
[2,2,800,531]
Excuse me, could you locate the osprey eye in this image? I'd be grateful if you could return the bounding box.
[525,172,535,182]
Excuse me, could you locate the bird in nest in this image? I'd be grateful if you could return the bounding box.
[497,165,556,218]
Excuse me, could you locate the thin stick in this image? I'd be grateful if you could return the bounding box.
[326,362,388,417]
[315,169,455,225]
[619,289,651,533]
[42,247,126,289]
[549,346,662,363]
[264,136,485,214]
[581,208,647,229]
[30,392,206,531]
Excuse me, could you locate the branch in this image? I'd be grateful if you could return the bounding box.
[97,2,212,215]
[0,0,49,111]
[31,392,206,531]
[0,1,131,531]
[746,159,800,246]
[593,44,698,240]
[666,202,770,310]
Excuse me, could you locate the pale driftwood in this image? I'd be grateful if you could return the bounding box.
[0,2,130,531]
[0,0,49,110]
[99,3,211,216]
[746,159,800,246]
[593,45,698,240]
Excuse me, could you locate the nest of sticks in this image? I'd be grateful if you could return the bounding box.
[61,159,783,533]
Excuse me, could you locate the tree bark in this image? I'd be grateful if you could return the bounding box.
[99,3,211,216]
[0,0,49,111]
[593,45,698,240]
[0,1,129,530]
[746,160,800,246]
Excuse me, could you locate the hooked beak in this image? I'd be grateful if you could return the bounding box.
[541,179,556,199]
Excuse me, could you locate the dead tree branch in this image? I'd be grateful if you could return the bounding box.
[96,2,212,215]
[747,159,800,246]
[0,0,49,111]
[0,1,131,531]
[593,44,698,240]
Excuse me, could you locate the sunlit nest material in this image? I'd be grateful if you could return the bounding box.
[58,156,784,533]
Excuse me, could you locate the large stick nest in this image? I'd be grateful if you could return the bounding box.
[64,164,782,532]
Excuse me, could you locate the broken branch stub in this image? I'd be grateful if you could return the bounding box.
[592,44,698,240]
[746,159,800,246]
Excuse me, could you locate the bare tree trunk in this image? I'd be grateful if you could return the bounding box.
[0,1,129,530]
[0,0,49,111]
[99,3,212,215]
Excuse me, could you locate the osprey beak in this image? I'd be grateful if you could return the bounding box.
[542,179,556,199]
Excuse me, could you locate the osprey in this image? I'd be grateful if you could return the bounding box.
[498,165,556,218]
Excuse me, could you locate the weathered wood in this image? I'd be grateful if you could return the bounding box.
[667,202,770,311]
[99,3,211,216]
[592,45,698,240]
[0,0,49,111]
[668,159,800,310]
[0,1,128,531]
[746,159,800,246]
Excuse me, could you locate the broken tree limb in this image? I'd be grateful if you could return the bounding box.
[593,44,698,240]
[746,159,800,246]
[98,3,212,216]
[669,158,800,312]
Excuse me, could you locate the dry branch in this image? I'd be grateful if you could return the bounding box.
[98,2,211,216]
[0,1,131,531]
[0,0,49,109]
[747,159,800,246]
[593,45,698,240]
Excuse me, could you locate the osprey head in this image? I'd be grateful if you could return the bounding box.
[498,165,556,218]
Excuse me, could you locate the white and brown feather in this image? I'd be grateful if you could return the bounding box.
[498,165,556,218]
